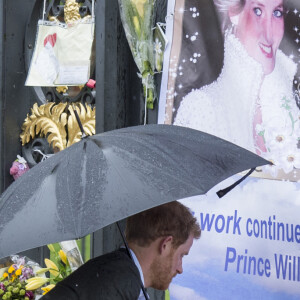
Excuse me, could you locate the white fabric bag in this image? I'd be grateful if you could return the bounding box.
[26,4,94,87]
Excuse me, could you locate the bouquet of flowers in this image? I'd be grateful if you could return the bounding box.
[0,255,40,300]
[256,96,300,177]
[26,244,74,296]
[27,241,83,296]
[118,0,157,109]
[0,242,83,299]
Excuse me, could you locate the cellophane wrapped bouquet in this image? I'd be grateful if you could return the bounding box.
[26,242,83,297]
[0,255,42,300]
[118,0,157,109]
[0,241,83,299]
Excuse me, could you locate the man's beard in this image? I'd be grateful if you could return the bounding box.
[148,251,177,290]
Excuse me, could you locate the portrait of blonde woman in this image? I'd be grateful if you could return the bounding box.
[171,0,300,177]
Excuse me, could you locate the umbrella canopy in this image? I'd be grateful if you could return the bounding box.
[0,124,269,259]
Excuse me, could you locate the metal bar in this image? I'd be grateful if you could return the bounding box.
[81,237,86,262]
[95,0,106,134]
[0,0,5,194]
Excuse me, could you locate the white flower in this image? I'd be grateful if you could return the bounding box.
[277,147,300,174]
[154,38,162,54]
[264,126,297,152]
[16,155,27,167]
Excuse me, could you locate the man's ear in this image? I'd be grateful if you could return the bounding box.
[158,236,173,255]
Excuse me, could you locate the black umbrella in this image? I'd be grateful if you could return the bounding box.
[0,124,269,259]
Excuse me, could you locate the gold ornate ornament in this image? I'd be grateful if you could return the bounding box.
[67,103,95,147]
[20,102,95,151]
[64,0,81,24]
[48,16,59,23]
[56,86,68,94]
[21,103,68,151]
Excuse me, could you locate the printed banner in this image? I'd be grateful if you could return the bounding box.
[158,0,300,181]
[170,176,300,300]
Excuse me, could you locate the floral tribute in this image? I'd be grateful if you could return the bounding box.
[118,0,157,109]
[0,244,75,299]
[0,256,38,300]
[26,244,72,296]
[9,156,30,181]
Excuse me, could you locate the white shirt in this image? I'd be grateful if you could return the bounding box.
[129,248,149,300]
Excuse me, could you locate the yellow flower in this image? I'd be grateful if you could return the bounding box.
[35,268,51,275]
[47,244,55,252]
[15,268,22,276]
[58,250,68,265]
[26,277,50,290]
[41,284,56,295]
[3,272,8,278]
[11,274,17,282]
[44,259,60,277]
[131,0,147,18]
[132,16,141,37]
[8,265,15,273]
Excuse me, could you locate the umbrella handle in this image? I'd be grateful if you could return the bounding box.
[216,168,256,198]
[116,222,149,300]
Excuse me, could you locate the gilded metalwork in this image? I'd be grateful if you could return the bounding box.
[48,16,59,23]
[56,86,68,94]
[67,103,95,147]
[44,0,94,22]
[64,0,81,24]
[20,102,95,151]
[21,103,68,151]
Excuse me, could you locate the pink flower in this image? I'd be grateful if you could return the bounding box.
[9,160,30,180]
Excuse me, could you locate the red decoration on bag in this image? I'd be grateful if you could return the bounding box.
[44,33,57,47]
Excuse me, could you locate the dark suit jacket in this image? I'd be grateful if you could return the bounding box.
[41,249,142,300]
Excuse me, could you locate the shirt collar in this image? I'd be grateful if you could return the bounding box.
[129,248,145,286]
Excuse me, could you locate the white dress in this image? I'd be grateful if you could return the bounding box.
[174,33,300,174]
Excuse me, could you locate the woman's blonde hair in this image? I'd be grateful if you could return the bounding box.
[215,0,245,14]
[214,0,246,32]
[215,0,288,32]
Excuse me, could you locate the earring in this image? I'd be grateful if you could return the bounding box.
[230,15,239,26]
[229,14,239,35]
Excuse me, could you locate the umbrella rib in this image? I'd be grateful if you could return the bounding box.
[116,133,252,194]
[102,137,207,193]
[151,136,254,188]
[77,142,88,236]
[63,147,82,238]
[127,135,213,189]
